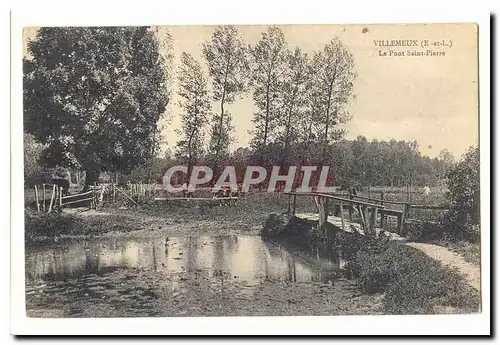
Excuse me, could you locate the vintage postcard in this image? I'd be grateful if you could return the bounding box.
[12,17,489,335]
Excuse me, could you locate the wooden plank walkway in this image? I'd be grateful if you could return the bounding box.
[294,213,406,241]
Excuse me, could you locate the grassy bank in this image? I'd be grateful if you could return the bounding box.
[405,219,481,266]
[262,215,480,314]
[25,194,308,244]
[338,232,480,314]
[24,210,142,244]
[444,241,481,266]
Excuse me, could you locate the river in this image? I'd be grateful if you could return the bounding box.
[25,235,379,317]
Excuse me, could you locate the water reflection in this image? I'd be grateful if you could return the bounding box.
[26,236,345,285]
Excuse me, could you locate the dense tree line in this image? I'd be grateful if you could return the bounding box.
[148,136,454,188]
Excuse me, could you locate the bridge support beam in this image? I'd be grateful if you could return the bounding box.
[314,196,328,229]
[369,206,379,236]
[399,203,409,236]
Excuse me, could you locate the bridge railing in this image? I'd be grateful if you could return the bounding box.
[285,191,450,237]
[284,191,392,236]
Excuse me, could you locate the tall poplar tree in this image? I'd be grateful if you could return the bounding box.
[203,26,249,165]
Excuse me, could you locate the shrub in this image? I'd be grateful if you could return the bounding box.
[24,133,44,182]
[444,146,480,241]
[260,214,325,245]
[405,219,448,242]
[342,233,480,314]
[337,229,391,260]
[261,213,289,238]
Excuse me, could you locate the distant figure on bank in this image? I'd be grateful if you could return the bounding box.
[423,186,431,197]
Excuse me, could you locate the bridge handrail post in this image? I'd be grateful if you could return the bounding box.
[348,191,354,222]
[380,192,386,229]
[369,206,378,236]
[339,201,345,231]
[363,205,369,232]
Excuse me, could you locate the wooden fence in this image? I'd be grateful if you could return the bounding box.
[31,184,100,213]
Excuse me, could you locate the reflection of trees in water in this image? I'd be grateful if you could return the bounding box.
[163,237,169,271]
[287,256,297,282]
[212,236,228,273]
[152,240,157,271]
[84,247,99,273]
[27,245,98,281]
[26,236,344,286]
[184,236,199,271]
[262,240,341,283]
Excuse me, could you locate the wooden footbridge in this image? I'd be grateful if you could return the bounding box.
[285,191,449,240]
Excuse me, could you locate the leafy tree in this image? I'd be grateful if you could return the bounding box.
[311,38,357,160]
[23,133,44,182]
[23,27,171,189]
[249,26,288,161]
[439,149,455,166]
[175,53,211,178]
[124,156,169,183]
[203,26,249,164]
[437,149,455,178]
[351,136,370,186]
[278,47,309,164]
[444,146,480,240]
[297,58,324,165]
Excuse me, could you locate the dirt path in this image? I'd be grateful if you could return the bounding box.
[406,242,481,291]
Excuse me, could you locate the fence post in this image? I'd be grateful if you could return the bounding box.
[98,185,105,208]
[140,182,143,202]
[59,187,63,208]
[48,184,56,213]
[42,184,46,212]
[34,185,40,213]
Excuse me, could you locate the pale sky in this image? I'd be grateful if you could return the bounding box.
[23,24,479,158]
